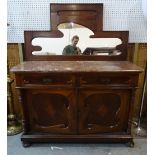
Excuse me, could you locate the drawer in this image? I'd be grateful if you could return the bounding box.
[80,76,132,86]
[20,75,74,86]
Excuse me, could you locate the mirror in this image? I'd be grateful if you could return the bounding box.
[32,23,122,56]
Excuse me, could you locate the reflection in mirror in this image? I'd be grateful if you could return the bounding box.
[32,23,122,56]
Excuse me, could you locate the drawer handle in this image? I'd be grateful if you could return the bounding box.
[66,79,73,84]
[42,78,53,83]
[80,79,87,84]
[100,79,111,84]
[23,79,29,84]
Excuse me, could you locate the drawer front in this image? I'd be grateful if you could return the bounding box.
[80,76,132,86]
[21,75,74,86]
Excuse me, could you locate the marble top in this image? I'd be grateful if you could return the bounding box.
[11,61,143,73]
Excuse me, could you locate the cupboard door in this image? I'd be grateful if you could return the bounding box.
[78,89,131,134]
[25,88,77,134]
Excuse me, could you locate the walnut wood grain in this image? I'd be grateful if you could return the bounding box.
[11,3,144,147]
[11,60,142,146]
[24,4,129,61]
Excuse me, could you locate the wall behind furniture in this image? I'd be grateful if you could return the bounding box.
[7,0,146,43]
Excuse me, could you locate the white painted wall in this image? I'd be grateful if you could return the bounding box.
[7,0,147,43]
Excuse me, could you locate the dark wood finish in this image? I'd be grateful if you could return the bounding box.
[11,3,143,147]
[11,61,143,146]
[26,88,77,134]
[21,134,133,143]
[24,4,129,61]
[50,4,103,31]
[78,89,131,134]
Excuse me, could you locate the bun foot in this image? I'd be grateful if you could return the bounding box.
[127,140,134,147]
[22,141,31,147]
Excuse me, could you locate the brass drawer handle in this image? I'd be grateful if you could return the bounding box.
[80,79,87,84]
[42,78,53,83]
[80,79,111,84]
[23,79,29,84]
[66,79,73,84]
[100,79,111,84]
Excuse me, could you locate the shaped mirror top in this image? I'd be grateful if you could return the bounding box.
[32,23,122,56]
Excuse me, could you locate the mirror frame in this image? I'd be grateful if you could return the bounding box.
[24,3,129,61]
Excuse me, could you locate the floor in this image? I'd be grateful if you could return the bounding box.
[7,133,147,155]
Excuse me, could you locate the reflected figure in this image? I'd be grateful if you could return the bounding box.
[32,23,122,55]
[62,35,81,55]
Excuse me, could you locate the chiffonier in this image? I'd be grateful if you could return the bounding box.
[11,4,143,147]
